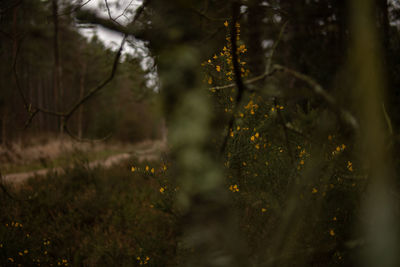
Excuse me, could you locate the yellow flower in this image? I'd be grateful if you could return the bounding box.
[216,65,221,72]
[261,208,267,213]
[8,258,14,262]
[145,166,149,171]
[229,184,239,192]
[24,249,28,254]
[329,229,335,236]
[224,20,229,27]
[242,162,247,166]
[239,113,244,118]
[347,161,353,172]
[208,77,212,84]
[159,187,165,193]
[151,168,155,174]
[162,165,167,171]
[300,160,304,165]
[312,188,318,194]
[250,135,255,141]
[236,126,240,131]
[255,132,259,138]
[131,166,136,172]
[18,252,23,256]
[255,144,260,150]
[333,216,337,221]
[213,54,218,59]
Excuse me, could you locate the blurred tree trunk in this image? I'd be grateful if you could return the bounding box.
[52,0,63,134]
[146,1,247,265]
[349,0,399,266]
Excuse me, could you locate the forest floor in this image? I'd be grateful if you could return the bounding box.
[0,137,167,185]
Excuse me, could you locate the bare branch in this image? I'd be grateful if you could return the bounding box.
[65,35,126,121]
[266,21,288,73]
[104,0,123,26]
[274,64,359,131]
[56,0,93,17]
[19,0,151,141]
[114,0,135,21]
[209,68,279,91]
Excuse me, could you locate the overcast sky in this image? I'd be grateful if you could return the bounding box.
[78,0,142,51]
[75,0,157,87]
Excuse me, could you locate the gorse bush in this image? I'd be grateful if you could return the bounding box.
[0,158,177,267]
[197,20,366,265]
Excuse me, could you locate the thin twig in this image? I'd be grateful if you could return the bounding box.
[56,0,93,17]
[266,21,288,73]
[104,0,122,26]
[209,68,279,91]
[274,64,359,131]
[114,0,135,21]
[64,35,126,121]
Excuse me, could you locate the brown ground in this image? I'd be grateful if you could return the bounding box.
[0,138,167,185]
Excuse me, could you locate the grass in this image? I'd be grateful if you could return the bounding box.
[0,156,178,266]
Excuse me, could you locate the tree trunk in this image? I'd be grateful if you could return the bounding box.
[52,0,63,134]
[247,0,265,78]
[77,61,86,139]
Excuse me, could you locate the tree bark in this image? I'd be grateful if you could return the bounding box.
[52,0,63,134]
[77,61,86,139]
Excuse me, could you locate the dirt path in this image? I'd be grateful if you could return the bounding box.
[2,139,167,185]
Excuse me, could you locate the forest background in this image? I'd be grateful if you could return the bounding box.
[1,0,400,266]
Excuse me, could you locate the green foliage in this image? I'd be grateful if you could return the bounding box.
[195,22,369,265]
[0,158,177,266]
